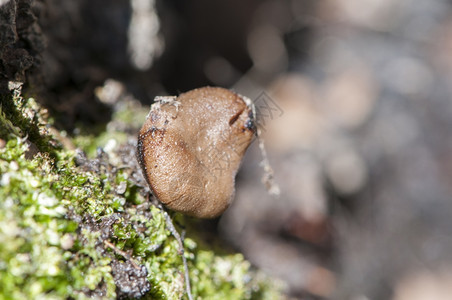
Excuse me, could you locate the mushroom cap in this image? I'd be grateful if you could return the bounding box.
[137,87,255,218]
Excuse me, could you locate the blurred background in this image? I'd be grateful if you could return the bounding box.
[6,0,452,299]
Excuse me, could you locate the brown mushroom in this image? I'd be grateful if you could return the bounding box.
[137,87,255,218]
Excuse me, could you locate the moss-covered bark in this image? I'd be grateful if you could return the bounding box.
[0,88,283,299]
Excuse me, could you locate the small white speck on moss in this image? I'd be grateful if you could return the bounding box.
[104,138,118,153]
[37,192,58,207]
[10,161,19,171]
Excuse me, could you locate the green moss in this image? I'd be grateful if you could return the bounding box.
[0,89,59,155]
[0,139,74,299]
[71,97,148,158]
[72,131,128,158]
[112,99,149,130]
[69,229,116,299]
[0,91,283,299]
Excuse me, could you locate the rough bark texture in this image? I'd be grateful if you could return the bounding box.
[0,0,44,94]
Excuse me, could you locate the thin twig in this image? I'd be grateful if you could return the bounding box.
[158,203,193,300]
[245,93,280,196]
[104,240,140,270]
[256,123,280,196]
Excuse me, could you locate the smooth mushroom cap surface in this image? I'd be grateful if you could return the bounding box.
[137,86,255,218]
